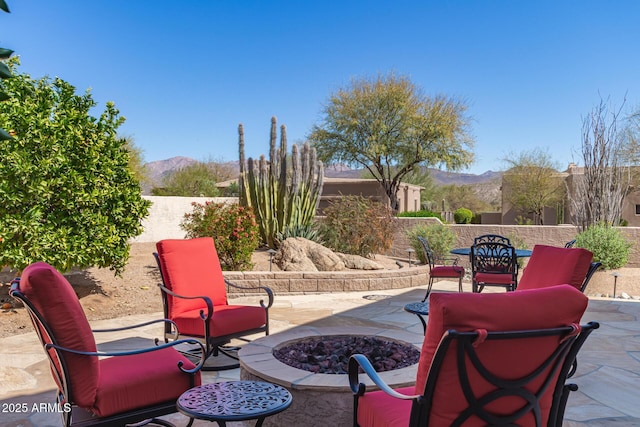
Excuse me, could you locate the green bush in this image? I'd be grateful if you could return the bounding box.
[181,202,260,271]
[575,224,632,270]
[515,215,534,225]
[405,223,456,263]
[397,210,443,220]
[453,207,473,224]
[505,232,529,268]
[318,195,396,257]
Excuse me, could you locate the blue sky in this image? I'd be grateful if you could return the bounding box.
[2,1,639,175]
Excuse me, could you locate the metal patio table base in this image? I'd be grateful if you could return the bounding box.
[404,301,430,334]
[177,381,292,426]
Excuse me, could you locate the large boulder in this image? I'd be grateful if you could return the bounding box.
[275,238,345,271]
[337,253,384,270]
[274,238,383,271]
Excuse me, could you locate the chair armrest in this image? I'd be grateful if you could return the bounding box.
[348,354,420,400]
[45,338,206,374]
[436,256,459,266]
[158,283,214,320]
[225,279,274,309]
[92,318,179,334]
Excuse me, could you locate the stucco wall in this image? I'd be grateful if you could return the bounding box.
[133,197,640,267]
[389,219,640,268]
[131,196,238,243]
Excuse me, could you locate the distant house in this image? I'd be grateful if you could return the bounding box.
[500,163,640,226]
[217,177,424,214]
[319,177,423,213]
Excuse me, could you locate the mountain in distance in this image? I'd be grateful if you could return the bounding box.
[143,156,502,194]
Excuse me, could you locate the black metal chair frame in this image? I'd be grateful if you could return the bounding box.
[153,252,274,370]
[417,236,463,301]
[471,241,519,293]
[580,261,602,293]
[473,234,512,246]
[564,239,577,248]
[10,278,205,427]
[349,322,600,427]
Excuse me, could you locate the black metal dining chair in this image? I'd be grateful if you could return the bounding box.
[470,241,518,293]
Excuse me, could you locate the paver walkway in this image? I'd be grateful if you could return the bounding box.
[1,282,638,426]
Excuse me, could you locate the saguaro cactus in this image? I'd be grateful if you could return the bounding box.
[239,117,324,248]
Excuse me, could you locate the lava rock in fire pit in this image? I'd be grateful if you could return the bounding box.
[273,335,420,374]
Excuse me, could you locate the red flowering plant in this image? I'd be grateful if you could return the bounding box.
[181,201,260,271]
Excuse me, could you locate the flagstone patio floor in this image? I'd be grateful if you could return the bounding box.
[1,281,638,426]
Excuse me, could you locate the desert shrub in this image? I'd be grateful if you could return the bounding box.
[318,195,396,257]
[454,207,473,224]
[575,223,632,270]
[505,232,529,268]
[397,210,443,220]
[181,202,260,271]
[405,223,456,263]
[515,215,534,225]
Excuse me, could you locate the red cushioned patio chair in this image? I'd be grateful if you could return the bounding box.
[417,236,464,301]
[349,285,598,427]
[470,241,519,293]
[154,237,273,370]
[516,244,600,377]
[10,262,204,427]
[517,244,600,293]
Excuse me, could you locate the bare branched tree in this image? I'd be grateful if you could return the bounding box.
[568,98,631,229]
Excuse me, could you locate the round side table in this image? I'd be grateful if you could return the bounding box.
[404,301,430,334]
[177,380,292,426]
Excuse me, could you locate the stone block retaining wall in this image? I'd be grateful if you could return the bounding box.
[135,197,640,297]
[223,265,430,295]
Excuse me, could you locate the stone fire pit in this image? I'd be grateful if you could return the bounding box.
[239,326,423,426]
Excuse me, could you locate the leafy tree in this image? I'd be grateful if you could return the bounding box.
[0,0,13,141]
[0,60,150,273]
[362,165,439,210]
[432,183,494,213]
[152,162,221,196]
[502,148,565,225]
[206,158,236,183]
[619,105,640,163]
[121,135,150,188]
[308,73,474,212]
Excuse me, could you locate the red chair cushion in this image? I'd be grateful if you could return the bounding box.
[93,347,200,417]
[156,238,228,316]
[415,285,588,426]
[20,262,99,408]
[517,244,593,291]
[431,265,464,278]
[356,386,414,427]
[173,305,267,338]
[475,271,515,285]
